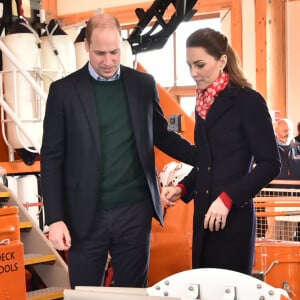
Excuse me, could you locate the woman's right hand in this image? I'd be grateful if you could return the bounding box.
[160,186,182,207]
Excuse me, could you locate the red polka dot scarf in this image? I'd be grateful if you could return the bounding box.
[196,72,229,119]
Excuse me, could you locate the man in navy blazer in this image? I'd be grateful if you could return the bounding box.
[40,13,196,288]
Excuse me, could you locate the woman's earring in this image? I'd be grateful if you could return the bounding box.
[219,69,223,75]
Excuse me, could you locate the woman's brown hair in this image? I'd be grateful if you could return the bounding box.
[186,28,252,88]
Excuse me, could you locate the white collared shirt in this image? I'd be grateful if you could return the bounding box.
[88,62,121,81]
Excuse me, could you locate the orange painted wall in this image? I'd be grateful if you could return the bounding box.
[137,64,196,285]
[137,63,195,171]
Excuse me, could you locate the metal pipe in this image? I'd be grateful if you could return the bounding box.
[0,39,47,102]
[0,96,41,153]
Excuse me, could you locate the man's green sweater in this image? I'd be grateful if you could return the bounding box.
[91,77,150,209]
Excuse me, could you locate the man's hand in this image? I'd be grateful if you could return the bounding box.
[48,221,72,251]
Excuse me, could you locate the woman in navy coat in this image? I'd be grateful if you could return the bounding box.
[161,28,280,274]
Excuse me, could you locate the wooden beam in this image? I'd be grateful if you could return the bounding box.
[41,0,58,21]
[194,0,231,13]
[230,0,242,63]
[255,0,286,115]
[267,0,286,116]
[42,0,234,26]
[255,0,267,99]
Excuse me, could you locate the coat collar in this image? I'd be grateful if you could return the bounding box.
[204,83,241,129]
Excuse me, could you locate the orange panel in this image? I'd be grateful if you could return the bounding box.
[0,240,26,300]
[254,239,300,300]
[137,62,195,172]
[137,63,196,285]
[148,201,194,286]
[0,206,20,241]
[0,206,25,299]
[0,160,40,175]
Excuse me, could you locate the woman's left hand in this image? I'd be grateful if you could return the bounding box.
[204,197,229,231]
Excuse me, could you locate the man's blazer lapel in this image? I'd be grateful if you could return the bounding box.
[75,66,101,158]
[121,66,146,144]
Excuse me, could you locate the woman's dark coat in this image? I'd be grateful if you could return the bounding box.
[180,83,281,274]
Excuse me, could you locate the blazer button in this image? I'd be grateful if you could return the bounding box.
[197,167,200,171]
[206,190,209,194]
[207,166,211,171]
